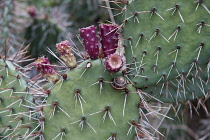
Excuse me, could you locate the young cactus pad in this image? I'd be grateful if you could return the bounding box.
[123,0,210,102]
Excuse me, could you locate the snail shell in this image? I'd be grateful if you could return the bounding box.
[111,76,127,90]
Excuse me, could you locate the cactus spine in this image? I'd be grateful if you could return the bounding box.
[0,0,210,139]
[123,0,210,102]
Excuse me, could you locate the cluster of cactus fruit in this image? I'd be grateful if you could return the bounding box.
[0,0,210,139]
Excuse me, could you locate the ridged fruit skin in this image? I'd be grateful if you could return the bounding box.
[104,53,123,73]
[100,24,119,57]
[80,25,99,59]
[123,0,210,102]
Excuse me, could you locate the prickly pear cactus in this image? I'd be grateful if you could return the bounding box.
[0,51,37,139]
[29,22,173,139]
[43,59,139,139]
[26,30,140,139]
[123,0,210,102]
[1,1,210,139]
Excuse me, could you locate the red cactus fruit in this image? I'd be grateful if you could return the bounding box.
[99,24,119,57]
[80,25,99,59]
[34,57,58,82]
[104,53,123,73]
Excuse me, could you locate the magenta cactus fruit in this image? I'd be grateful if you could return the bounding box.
[104,53,123,73]
[99,24,119,57]
[56,40,77,68]
[34,57,58,82]
[80,25,99,59]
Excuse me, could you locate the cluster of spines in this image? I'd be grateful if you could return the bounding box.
[30,0,210,138]
[28,39,171,139]
[112,0,210,103]
[107,1,210,137]
[30,60,138,139]
[0,1,131,140]
[28,45,179,140]
[0,47,47,139]
[1,0,210,139]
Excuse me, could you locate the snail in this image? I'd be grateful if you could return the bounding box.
[111,76,127,90]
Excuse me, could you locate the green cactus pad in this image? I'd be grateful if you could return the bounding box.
[43,59,140,140]
[0,59,36,139]
[123,0,210,102]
